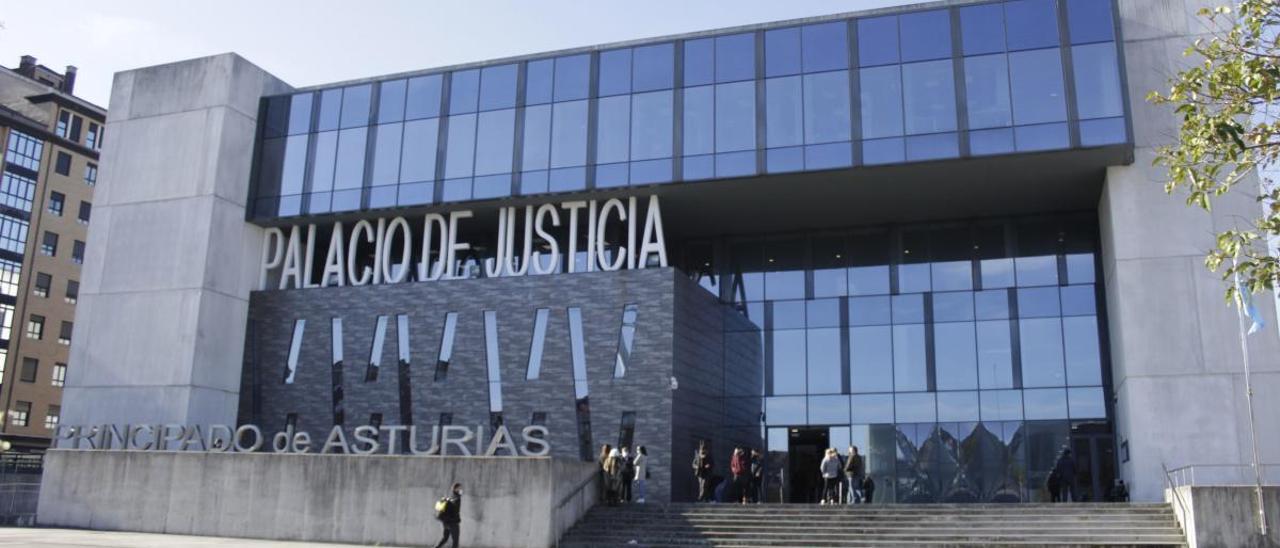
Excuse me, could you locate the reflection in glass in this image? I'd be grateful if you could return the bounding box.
[614,304,639,378]
[803,22,848,73]
[340,84,371,129]
[772,329,806,395]
[1068,386,1106,418]
[766,396,806,424]
[965,54,1012,129]
[938,391,980,422]
[551,101,589,168]
[444,114,477,179]
[435,312,458,382]
[554,55,590,102]
[597,96,631,164]
[479,64,518,111]
[631,91,673,161]
[716,82,756,152]
[859,16,899,67]
[406,75,443,120]
[366,315,388,382]
[1020,317,1065,387]
[850,326,893,393]
[861,66,904,139]
[960,4,1006,56]
[1009,48,1066,126]
[903,60,958,135]
[807,328,841,394]
[809,394,850,424]
[400,119,439,184]
[284,319,305,384]
[1072,43,1124,120]
[371,124,402,187]
[895,392,936,422]
[526,308,550,380]
[474,110,515,176]
[981,390,1023,421]
[893,324,927,392]
[715,33,756,83]
[766,77,803,148]
[449,70,480,114]
[1005,0,1060,51]
[851,393,895,423]
[633,43,674,92]
[683,87,714,156]
[1063,316,1103,386]
[1024,388,1068,419]
[936,322,979,390]
[899,9,952,62]
[977,320,1015,389]
[804,71,851,144]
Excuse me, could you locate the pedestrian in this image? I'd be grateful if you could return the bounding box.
[620,446,635,503]
[749,449,763,503]
[844,445,864,504]
[820,448,841,505]
[1054,449,1077,502]
[433,482,462,548]
[598,444,612,501]
[693,441,714,502]
[730,447,749,504]
[1046,468,1061,502]
[1107,479,1130,503]
[604,448,624,506]
[633,446,649,504]
[862,476,876,504]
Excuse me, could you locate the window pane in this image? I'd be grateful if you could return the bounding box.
[1068,386,1106,418]
[1061,284,1096,316]
[802,22,848,73]
[1067,0,1115,44]
[804,71,851,144]
[765,27,801,77]
[522,104,551,171]
[1024,388,1068,419]
[1063,315,1103,385]
[977,320,1015,388]
[378,80,406,123]
[716,33,756,83]
[934,291,975,322]
[807,328,842,394]
[850,295,891,326]
[715,82,756,152]
[858,16,899,67]
[807,298,841,328]
[311,130,337,192]
[474,109,515,176]
[406,74,443,120]
[965,54,1012,129]
[526,59,554,105]
[1009,48,1066,125]
[1072,43,1123,119]
[850,326,893,393]
[400,118,439,183]
[1067,253,1096,284]
[340,84,371,129]
[618,90,671,164]
[932,260,972,292]
[961,4,1006,55]
[902,60,956,135]
[893,324,927,391]
[936,322,978,390]
[895,392,936,423]
[772,329,806,395]
[981,389,1023,421]
[683,86,714,156]
[596,95,630,164]
[975,289,1011,319]
[318,88,341,131]
[899,9,952,62]
[526,308,550,379]
[550,100,588,167]
[288,92,314,135]
[809,395,850,424]
[370,123,402,186]
[860,66,903,139]
[444,114,476,178]
[598,49,631,97]
[1015,255,1059,286]
[684,38,714,87]
[1018,287,1061,317]
[1005,0,1060,51]
[1020,317,1065,387]
[554,54,590,102]
[892,293,925,323]
[766,396,806,424]
[479,64,518,111]
[280,135,309,195]
[766,76,803,148]
[334,127,367,190]
[449,69,480,114]
[633,43,674,92]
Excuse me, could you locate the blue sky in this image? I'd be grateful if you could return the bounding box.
[1,1,916,107]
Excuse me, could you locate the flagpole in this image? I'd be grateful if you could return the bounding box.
[1233,268,1268,536]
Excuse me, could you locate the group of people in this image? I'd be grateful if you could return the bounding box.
[819,446,876,504]
[693,442,765,503]
[599,444,649,505]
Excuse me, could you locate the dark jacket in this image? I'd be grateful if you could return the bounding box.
[844,454,864,477]
[693,452,713,478]
[1055,454,1077,481]
[438,493,461,524]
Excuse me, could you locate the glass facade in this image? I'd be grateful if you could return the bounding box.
[250,0,1128,220]
[680,213,1111,503]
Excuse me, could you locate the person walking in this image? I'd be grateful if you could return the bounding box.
[620,446,635,503]
[433,483,462,548]
[730,447,749,504]
[693,441,714,502]
[633,446,649,504]
[1054,449,1078,502]
[844,445,865,504]
[862,476,876,504]
[749,449,763,503]
[820,448,841,505]
[604,448,623,506]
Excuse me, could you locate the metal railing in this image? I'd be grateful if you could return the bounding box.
[1166,464,1280,489]
[0,482,39,525]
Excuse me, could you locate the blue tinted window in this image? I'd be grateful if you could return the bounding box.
[934,291,975,322]
[1068,386,1106,418]
[318,88,342,131]
[479,64,517,111]
[766,77,803,148]
[371,123,402,186]
[1080,117,1126,146]
[906,133,958,160]
[1063,316,1102,385]
[960,4,1006,55]
[1024,388,1069,419]
[804,71,851,144]
[850,327,893,392]
[633,43,674,91]
[899,10,952,62]
[1018,287,1062,317]
[715,82,756,152]
[400,118,438,183]
[596,95,630,164]
[525,60,554,105]
[1009,48,1066,125]
[936,322,978,390]
[340,85,371,129]
[977,320,1015,388]
[1005,0,1060,51]
[765,28,801,77]
[683,86,714,155]
[860,66,903,139]
[334,127,367,190]
[554,54,590,102]
[631,90,673,161]
[378,80,406,123]
[684,38,714,87]
[1072,43,1123,119]
[405,74,443,120]
[850,295,891,326]
[474,109,515,176]
[521,104,551,170]
[902,60,957,135]
[1016,122,1069,151]
[287,93,313,135]
[716,33,756,82]
[310,131,337,193]
[893,293,926,324]
[598,49,631,97]
[772,329,806,395]
[808,328,842,393]
[550,100,588,167]
[965,54,1012,129]
[1020,317,1065,387]
[893,325,928,392]
[858,16,899,67]
[802,22,848,73]
[1067,0,1114,44]
[444,114,476,178]
[450,70,480,115]
[970,128,1015,155]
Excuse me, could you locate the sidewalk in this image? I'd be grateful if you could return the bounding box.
[0,528,412,547]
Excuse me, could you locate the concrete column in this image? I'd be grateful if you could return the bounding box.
[1104,0,1280,501]
[62,54,291,432]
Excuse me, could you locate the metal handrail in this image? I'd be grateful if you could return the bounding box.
[556,470,598,509]
[1166,463,1280,488]
[1162,462,1188,520]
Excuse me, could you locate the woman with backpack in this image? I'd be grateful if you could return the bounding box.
[633,446,649,504]
[433,483,462,548]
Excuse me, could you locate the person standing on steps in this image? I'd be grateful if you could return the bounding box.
[693,441,714,502]
[749,449,763,503]
[844,445,865,504]
[730,447,749,504]
[598,444,613,502]
[1054,449,1078,502]
[820,448,841,505]
[620,446,635,503]
[633,446,649,504]
[862,476,876,504]
[433,483,462,548]
[604,448,624,506]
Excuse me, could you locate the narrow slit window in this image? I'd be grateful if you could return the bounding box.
[284,319,305,384]
[396,314,410,365]
[618,411,637,449]
[365,315,388,382]
[484,310,503,413]
[331,317,345,426]
[435,312,458,381]
[568,307,589,399]
[526,308,550,379]
[613,304,639,378]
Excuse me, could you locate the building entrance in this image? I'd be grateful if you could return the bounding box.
[787,428,829,503]
[1070,423,1118,502]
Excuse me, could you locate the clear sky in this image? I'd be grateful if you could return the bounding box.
[0,1,916,108]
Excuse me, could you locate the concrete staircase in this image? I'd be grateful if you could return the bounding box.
[558,502,1186,547]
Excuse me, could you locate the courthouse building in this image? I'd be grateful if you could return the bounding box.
[60,0,1280,504]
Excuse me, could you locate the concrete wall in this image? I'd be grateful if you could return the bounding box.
[38,450,597,548]
[62,54,291,430]
[1103,0,1280,501]
[1168,485,1280,548]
